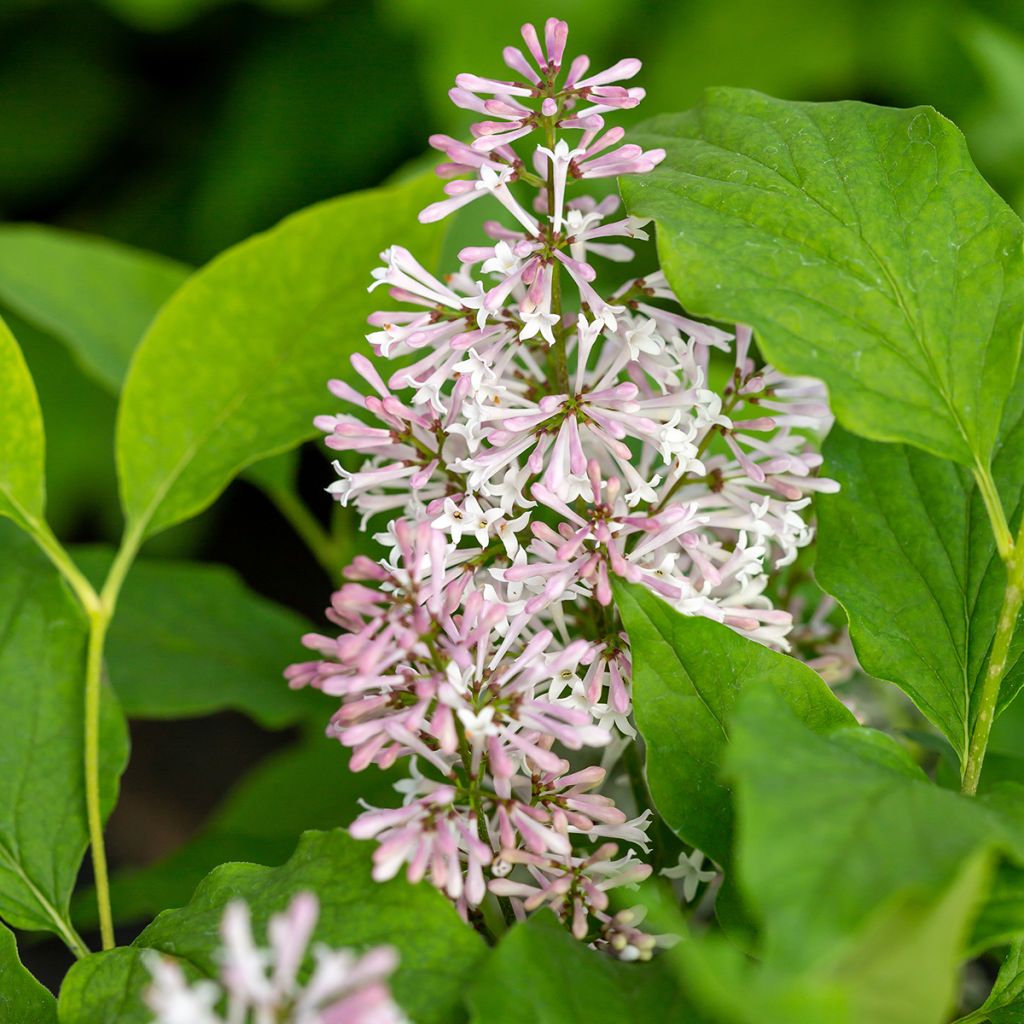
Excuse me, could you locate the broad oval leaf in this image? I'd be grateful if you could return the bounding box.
[0,313,45,533]
[0,522,128,947]
[59,829,485,1024]
[465,912,693,1023]
[727,687,1022,971]
[816,420,1024,763]
[829,851,994,1024]
[115,171,444,540]
[622,88,1024,467]
[614,581,853,866]
[0,921,56,1023]
[0,225,189,392]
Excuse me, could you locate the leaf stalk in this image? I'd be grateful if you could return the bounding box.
[961,472,1024,795]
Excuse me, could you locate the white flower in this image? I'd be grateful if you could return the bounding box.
[457,705,499,740]
[661,849,718,902]
[143,956,221,1024]
[520,308,561,346]
[144,894,406,1024]
[453,350,498,391]
[623,318,663,359]
[432,494,503,546]
[482,240,522,277]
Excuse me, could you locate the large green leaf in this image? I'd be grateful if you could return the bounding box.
[622,88,1024,467]
[74,548,320,727]
[830,850,993,1024]
[59,830,485,1024]
[816,420,1024,762]
[672,935,847,1024]
[0,313,46,534]
[115,172,444,541]
[0,921,56,1023]
[727,687,1018,971]
[647,850,991,1024]
[0,225,189,392]
[57,947,196,1024]
[465,911,696,1024]
[614,581,853,865]
[0,522,128,948]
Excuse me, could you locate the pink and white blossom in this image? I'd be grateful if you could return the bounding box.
[143,893,406,1024]
[289,18,835,957]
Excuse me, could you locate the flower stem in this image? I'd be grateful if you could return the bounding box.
[543,115,570,396]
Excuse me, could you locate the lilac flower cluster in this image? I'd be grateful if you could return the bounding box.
[287,19,835,951]
[144,893,405,1024]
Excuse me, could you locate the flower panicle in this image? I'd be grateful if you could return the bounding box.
[288,18,835,956]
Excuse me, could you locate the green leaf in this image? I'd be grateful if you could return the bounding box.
[651,851,992,1024]
[59,830,485,1024]
[622,88,1024,466]
[815,420,1024,761]
[974,939,1024,1023]
[0,921,56,1023]
[57,947,194,1024]
[74,548,320,727]
[971,863,1024,957]
[465,911,695,1024]
[115,172,444,541]
[614,580,853,865]
[672,935,848,1024]
[0,312,46,534]
[830,850,993,1024]
[9,312,121,541]
[0,225,189,392]
[0,521,128,948]
[74,733,400,929]
[727,686,1017,971]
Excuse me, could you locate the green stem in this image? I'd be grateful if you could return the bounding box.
[975,463,1014,563]
[962,541,1024,795]
[961,462,1024,795]
[84,608,114,950]
[24,516,101,615]
[81,520,146,950]
[81,522,146,951]
[549,265,569,394]
[542,114,570,396]
[23,516,119,950]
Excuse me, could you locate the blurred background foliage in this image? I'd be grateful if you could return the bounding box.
[8,0,1024,980]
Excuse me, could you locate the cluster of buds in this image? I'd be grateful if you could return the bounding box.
[287,19,835,952]
[144,893,405,1024]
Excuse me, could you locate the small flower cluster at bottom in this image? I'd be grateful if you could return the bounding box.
[143,892,406,1024]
